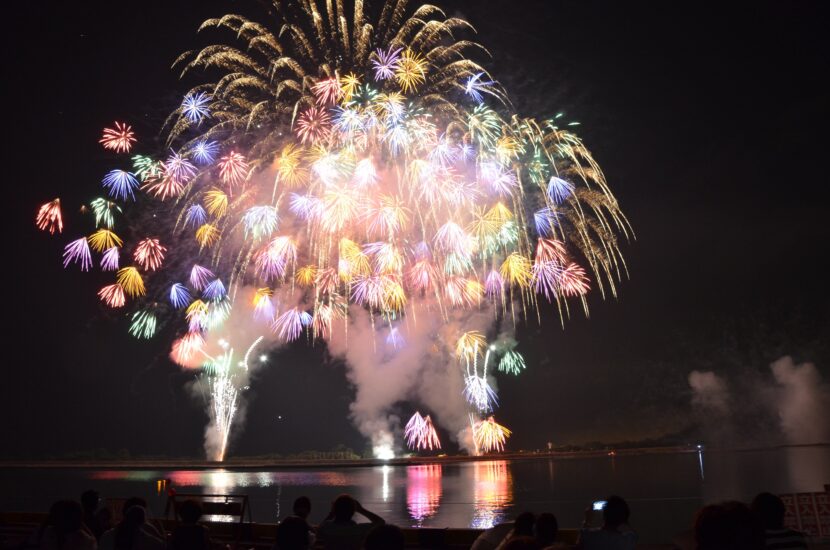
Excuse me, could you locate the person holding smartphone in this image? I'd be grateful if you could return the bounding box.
[575,495,637,550]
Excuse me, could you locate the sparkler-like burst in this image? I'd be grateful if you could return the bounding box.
[193,140,219,165]
[133,238,166,271]
[100,122,136,153]
[36,199,63,234]
[98,284,126,308]
[197,336,264,461]
[473,416,512,453]
[405,412,442,451]
[42,0,632,459]
[181,92,211,124]
[90,198,121,229]
[102,170,139,201]
[129,308,159,339]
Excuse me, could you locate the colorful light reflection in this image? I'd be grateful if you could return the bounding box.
[471,460,513,529]
[406,464,443,525]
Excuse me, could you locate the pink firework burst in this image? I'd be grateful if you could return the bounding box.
[218,151,249,186]
[296,107,331,144]
[559,263,590,296]
[171,331,206,367]
[133,238,167,271]
[142,175,184,200]
[98,283,126,308]
[99,122,136,153]
[405,412,441,451]
[36,198,63,234]
[271,308,312,342]
[312,77,343,105]
[189,264,215,291]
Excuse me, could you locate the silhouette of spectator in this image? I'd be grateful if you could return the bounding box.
[99,506,163,550]
[576,495,637,550]
[751,493,807,549]
[286,496,316,547]
[80,491,105,541]
[316,494,385,550]
[112,499,163,540]
[502,536,542,550]
[29,500,65,549]
[293,497,312,521]
[694,501,763,550]
[363,524,405,550]
[171,500,210,550]
[496,512,536,550]
[275,516,310,550]
[534,513,559,548]
[38,500,97,550]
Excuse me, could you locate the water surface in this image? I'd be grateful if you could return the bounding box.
[2,446,828,544]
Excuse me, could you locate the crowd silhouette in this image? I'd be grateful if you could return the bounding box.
[18,490,810,549]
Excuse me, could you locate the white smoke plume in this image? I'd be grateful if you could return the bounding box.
[687,356,830,445]
[770,356,830,444]
[688,370,730,415]
[327,301,500,456]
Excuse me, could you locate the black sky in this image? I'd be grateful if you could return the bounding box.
[4,0,829,458]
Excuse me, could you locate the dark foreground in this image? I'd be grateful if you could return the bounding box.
[3,511,830,550]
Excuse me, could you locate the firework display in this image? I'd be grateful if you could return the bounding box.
[197,336,264,461]
[36,199,63,235]
[405,412,442,451]
[472,416,512,454]
[38,0,630,458]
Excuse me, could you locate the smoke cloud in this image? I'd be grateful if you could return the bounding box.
[687,356,830,446]
[770,356,830,444]
[688,370,730,415]
[327,301,500,456]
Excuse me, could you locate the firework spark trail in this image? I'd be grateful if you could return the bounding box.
[405,411,442,451]
[473,416,512,453]
[36,199,63,234]
[41,0,632,459]
[199,336,264,461]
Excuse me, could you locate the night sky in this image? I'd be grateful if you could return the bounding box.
[5,1,829,458]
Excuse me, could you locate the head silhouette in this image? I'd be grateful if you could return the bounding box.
[121,497,148,517]
[751,492,785,530]
[332,494,356,522]
[603,496,630,529]
[534,513,558,546]
[513,512,536,536]
[80,490,100,514]
[695,501,762,550]
[292,496,311,519]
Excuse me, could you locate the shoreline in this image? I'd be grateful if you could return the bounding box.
[2,443,826,470]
